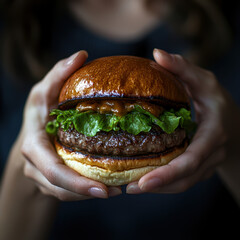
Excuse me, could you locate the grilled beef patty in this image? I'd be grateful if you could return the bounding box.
[57,126,186,157]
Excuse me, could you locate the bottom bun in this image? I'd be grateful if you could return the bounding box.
[55,140,188,186]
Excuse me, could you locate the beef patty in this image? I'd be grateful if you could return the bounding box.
[57,126,186,157]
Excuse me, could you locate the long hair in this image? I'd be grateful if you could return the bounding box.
[0,0,65,82]
[0,0,236,83]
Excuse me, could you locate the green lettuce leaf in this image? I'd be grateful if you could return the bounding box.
[73,112,104,137]
[174,108,197,134]
[73,112,121,137]
[119,112,152,135]
[134,105,181,134]
[46,104,196,136]
[45,120,59,135]
[158,111,181,134]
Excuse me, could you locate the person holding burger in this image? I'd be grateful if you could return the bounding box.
[0,0,239,239]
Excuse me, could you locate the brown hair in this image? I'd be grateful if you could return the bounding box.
[167,0,234,65]
[0,0,65,82]
[0,0,235,83]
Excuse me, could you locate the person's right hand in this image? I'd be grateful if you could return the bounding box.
[19,51,122,201]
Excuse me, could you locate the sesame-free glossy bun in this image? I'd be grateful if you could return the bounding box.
[59,56,190,109]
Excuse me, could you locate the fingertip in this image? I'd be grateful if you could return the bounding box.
[153,48,173,64]
[80,50,88,58]
[126,182,142,194]
[65,50,88,66]
[108,187,122,197]
[88,187,108,199]
[139,177,162,192]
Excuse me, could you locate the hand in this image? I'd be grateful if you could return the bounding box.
[127,48,240,194]
[20,51,122,200]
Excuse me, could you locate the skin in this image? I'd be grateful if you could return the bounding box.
[69,0,165,41]
[127,49,240,196]
[0,51,121,240]
[20,51,122,200]
[1,1,240,239]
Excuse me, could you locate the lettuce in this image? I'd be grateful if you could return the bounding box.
[46,105,196,136]
[134,105,181,134]
[119,112,152,135]
[73,112,120,136]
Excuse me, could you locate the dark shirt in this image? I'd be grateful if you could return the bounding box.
[0,11,239,240]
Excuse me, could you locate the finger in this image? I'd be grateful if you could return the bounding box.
[137,128,212,191]
[42,50,88,99]
[21,136,110,199]
[23,50,89,128]
[138,144,225,193]
[108,187,122,197]
[150,167,217,194]
[153,48,218,94]
[24,160,93,201]
[126,181,142,194]
[27,50,88,112]
[153,49,222,110]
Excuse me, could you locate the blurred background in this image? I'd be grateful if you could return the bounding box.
[0,0,239,239]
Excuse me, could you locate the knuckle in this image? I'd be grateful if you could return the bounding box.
[177,181,190,193]
[205,70,216,80]
[44,167,58,186]
[184,150,202,175]
[39,186,52,197]
[159,165,176,186]
[204,70,219,90]
[191,158,201,173]
[23,160,31,178]
[29,83,42,99]
[173,54,190,67]
[55,189,73,201]
[173,54,184,62]
[213,121,228,146]
[21,138,31,159]
[53,59,65,72]
[57,193,69,201]
[27,83,45,106]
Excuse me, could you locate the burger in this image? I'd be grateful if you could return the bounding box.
[46,56,195,186]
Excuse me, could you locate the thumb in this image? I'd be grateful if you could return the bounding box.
[153,48,218,99]
[42,50,88,102]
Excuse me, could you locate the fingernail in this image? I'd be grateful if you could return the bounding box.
[65,50,88,66]
[153,48,160,54]
[88,187,108,198]
[140,178,162,191]
[65,52,79,66]
[153,48,171,61]
[126,184,142,194]
[108,187,122,197]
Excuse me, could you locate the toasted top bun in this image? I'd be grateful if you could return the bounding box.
[59,56,190,109]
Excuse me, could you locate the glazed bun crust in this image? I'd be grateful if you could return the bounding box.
[59,56,190,109]
[55,140,188,186]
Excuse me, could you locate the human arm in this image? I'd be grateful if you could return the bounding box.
[0,50,121,240]
[127,49,240,206]
[0,131,58,240]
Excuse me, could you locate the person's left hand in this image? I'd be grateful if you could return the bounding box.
[126,48,240,194]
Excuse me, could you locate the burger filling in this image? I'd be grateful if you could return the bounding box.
[46,100,196,156]
[57,126,186,156]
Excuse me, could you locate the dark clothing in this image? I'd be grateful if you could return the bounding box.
[0,10,239,240]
